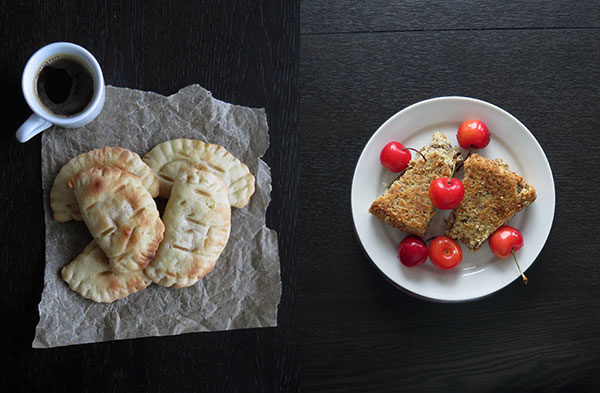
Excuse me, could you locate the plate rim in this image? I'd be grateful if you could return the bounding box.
[350,96,556,302]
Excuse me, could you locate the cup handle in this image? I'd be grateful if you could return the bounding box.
[16,113,52,143]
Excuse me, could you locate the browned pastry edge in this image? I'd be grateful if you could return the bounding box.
[446,153,536,251]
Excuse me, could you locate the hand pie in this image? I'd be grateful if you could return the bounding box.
[61,241,151,303]
[51,147,159,222]
[145,168,231,288]
[68,166,164,275]
[142,138,254,207]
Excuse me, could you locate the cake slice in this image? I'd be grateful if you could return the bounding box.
[445,153,537,251]
[369,132,462,237]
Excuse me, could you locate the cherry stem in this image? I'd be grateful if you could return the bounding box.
[447,159,458,185]
[456,149,472,172]
[511,248,528,285]
[402,147,427,162]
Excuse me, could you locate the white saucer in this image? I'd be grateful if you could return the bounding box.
[351,97,555,302]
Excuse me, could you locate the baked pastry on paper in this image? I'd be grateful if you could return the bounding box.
[51,147,159,222]
[68,166,164,275]
[142,138,255,207]
[446,153,537,251]
[369,132,462,237]
[145,168,231,288]
[61,241,151,303]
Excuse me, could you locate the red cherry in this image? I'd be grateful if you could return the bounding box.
[398,235,428,267]
[380,142,411,172]
[457,120,490,149]
[429,177,465,209]
[489,225,528,284]
[429,236,462,270]
[489,225,523,258]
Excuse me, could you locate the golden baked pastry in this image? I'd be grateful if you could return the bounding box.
[145,168,231,288]
[68,166,164,275]
[61,241,151,303]
[51,147,159,222]
[142,138,254,207]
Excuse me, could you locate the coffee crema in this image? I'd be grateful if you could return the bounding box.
[35,55,95,117]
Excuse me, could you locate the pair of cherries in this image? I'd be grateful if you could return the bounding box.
[380,119,490,210]
[429,120,490,209]
[399,235,462,270]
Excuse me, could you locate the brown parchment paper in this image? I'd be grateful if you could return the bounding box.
[33,85,281,348]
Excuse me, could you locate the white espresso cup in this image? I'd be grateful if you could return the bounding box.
[16,42,105,143]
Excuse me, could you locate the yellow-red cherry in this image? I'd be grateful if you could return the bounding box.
[457,120,490,149]
[429,236,462,270]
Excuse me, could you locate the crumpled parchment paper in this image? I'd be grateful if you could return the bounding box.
[33,85,281,348]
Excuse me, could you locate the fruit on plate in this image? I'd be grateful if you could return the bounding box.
[379,142,427,173]
[398,235,428,267]
[489,225,528,284]
[429,155,464,210]
[445,154,536,251]
[457,120,490,149]
[371,133,461,237]
[429,236,462,270]
[380,142,411,172]
[429,177,465,210]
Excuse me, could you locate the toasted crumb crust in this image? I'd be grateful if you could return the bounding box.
[446,154,537,251]
[369,132,462,237]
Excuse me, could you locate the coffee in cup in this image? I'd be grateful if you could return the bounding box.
[35,55,95,117]
[16,42,105,143]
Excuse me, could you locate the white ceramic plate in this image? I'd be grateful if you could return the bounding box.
[351,97,555,302]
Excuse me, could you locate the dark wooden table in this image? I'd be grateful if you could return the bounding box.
[1,1,298,392]
[299,1,600,392]
[4,1,600,392]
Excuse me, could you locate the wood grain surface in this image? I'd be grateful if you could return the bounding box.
[301,0,600,34]
[299,2,600,392]
[0,1,298,392]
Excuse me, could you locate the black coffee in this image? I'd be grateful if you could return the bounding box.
[35,55,95,117]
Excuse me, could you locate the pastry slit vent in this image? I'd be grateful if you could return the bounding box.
[194,189,212,198]
[158,173,175,183]
[85,202,98,212]
[114,184,126,193]
[100,226,116,237]
[229,176,249,189]
[179,200,187,206]
[129,207,146,219]
[173,244,193,253]
[122,229,134,252]
[186,216,205,226]
[99,271,112,276]
[201,161,226,174]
